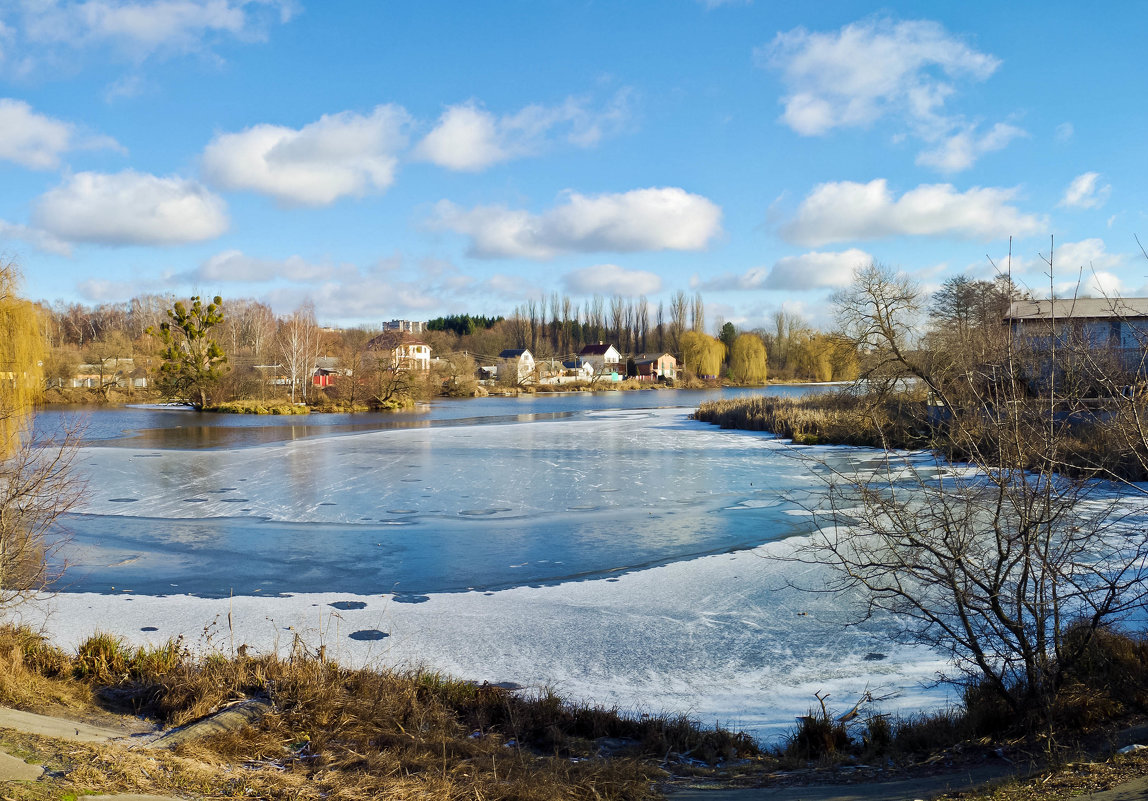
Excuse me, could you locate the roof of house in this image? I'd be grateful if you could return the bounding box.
[499,348,531,358]
[1005,298,1148,321]
[634,352,674,364]
[562,358,590,369]
[580,343,618,355]
[315,356,340,370]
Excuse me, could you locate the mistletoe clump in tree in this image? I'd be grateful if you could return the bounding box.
[149,295,228,409]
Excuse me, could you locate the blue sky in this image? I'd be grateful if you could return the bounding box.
[3,0,1146,329]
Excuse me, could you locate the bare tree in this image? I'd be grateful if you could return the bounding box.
[278,302,322,403]
[797,257,1148,726]
[0,262,83,609]
[669,291,688,355]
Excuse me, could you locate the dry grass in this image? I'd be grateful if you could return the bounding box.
[694,391,929,449]
[0,624,758,800]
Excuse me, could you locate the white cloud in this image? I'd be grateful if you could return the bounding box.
[0,219,72,256]
[916,122,1027,173]
[1055,122,1074,142]
[1055,270,1124,298]
[699,248,874,291]
[0,98,120,169]
[562,264,663,296]
[413,91,631,172]
[202,105,410,207]
[761,18,1022,171]
[1059,172,1110,209]
[1003,238,1128,297]
[33,170,228,246]
[762,18,999,136]
[780,179,1044,246]
[77,276,168,300]
[193,249,351,283]
[1053,238,1125,274]
[430,187,722,259]
[15,0,297,60]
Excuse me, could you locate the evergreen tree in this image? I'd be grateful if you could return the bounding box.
[148,296,228,409]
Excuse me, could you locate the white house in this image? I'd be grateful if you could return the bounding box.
[366,332,432,371]
[498,348,535,383]
[578,342,622,375]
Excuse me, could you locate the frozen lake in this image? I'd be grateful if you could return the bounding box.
[29,387,951,741]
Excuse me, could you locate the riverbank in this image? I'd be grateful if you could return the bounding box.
[693,391,927,448]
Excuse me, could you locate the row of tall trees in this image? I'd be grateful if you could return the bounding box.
[37,286,870,396]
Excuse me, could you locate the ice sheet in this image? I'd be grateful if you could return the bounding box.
[23,540,952,743]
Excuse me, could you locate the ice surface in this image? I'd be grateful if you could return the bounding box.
[22,542,951,743]
[34,393,984,743]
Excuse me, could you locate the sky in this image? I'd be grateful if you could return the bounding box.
[2,0,1147,330]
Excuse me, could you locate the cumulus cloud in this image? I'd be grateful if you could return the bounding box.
[0,98,120,169]
[0,219,72,256]
[429,187,722,259]
[191,249,353,283]
[14,0,297,61]
[780,179,1044,246]
[1059,172,1110,209]
[562,264,662,296]
[413,91,631,172]
[698,248,874,291]
[916,122,1027,173]
[33,170,228,246]
[202,105,410,206]
[762,18,998,135]
[761,18,1022,171]
[1003,238,1128,297]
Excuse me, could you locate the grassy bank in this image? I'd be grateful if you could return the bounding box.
[205,399,311,415]
[693,391,928,448]
[0,624,755,800]
[3,622,1148,797]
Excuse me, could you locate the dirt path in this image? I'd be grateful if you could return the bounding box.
[667,763,1021,801]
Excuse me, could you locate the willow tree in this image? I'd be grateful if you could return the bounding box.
[728,333,767,384]
[680,330,725,378]
[0,266,43,457]
[0,262,82,609]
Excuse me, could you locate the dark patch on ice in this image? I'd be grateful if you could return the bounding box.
[349,629,389,641]
[240,508,252,512]
[319,502,336,506]
[401,478,421,482]
[484,592,495,596]
[184,498,207,503]
[140,626,158,632]
[606,578,620,582]
[135,454,162,458]
[108,498,138,503]
[221,498,249,503]
[392,594,430,604]
[209,488,237,493]
[387,509,417,514]
[863,652,887,662]
[459,508,512,516]
[329,601,367,610]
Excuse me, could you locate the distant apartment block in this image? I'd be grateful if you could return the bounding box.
[383,319,426,333]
